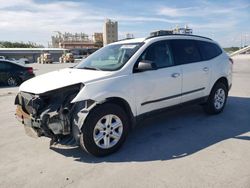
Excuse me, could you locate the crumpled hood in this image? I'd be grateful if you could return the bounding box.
[19,68,112,94]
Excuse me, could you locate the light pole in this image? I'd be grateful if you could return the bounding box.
[240,33,243,49]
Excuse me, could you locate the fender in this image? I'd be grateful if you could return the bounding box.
[71,75,137,116]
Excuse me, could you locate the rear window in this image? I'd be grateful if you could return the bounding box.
[197,41,222,60]
[0,62,13,69]
[0,61,21,70]
[171,39,201,65]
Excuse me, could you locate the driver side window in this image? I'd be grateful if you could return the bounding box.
[136,41,174,69]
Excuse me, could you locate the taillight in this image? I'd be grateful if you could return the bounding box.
[229,58,234,64]
[26,67,33,74]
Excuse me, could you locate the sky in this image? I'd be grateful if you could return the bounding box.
[0,0,249,47]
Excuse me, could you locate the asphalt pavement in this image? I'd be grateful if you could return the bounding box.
[0,56,249,188]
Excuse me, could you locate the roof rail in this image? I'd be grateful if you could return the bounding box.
[145,33,213,41]
[117,38,133,42]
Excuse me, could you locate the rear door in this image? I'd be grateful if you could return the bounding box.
[171,39,211,103]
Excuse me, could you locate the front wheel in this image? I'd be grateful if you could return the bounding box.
[204,82,228,114]
[80,103,129,157]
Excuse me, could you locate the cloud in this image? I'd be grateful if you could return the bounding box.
[157,7,194,17]
[158,6,235,18]
[158,1,250,18]
[157,1,250,29]
[0,0,181,45]
[0,0,104,44]
[0,0,249,46]
[190,21,237,30]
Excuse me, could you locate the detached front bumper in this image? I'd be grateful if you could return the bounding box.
[15,105,40,138]
[15,104,80,147]
[14,83,96,148]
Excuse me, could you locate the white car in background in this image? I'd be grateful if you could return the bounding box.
[15,34,233,156]
[6,58,30,65]
[18,58,30,64]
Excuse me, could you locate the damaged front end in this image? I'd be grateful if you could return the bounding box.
[15,83,96,147]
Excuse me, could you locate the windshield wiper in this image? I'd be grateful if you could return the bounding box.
[80,66,102,71]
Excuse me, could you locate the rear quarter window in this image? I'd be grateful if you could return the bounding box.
[197,41,222,60]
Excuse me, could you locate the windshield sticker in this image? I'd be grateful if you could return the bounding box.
[120,45,137,49]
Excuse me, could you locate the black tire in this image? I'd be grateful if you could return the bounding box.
[80,103,129,157]
[204,82,228,114]
[6,76,20,87]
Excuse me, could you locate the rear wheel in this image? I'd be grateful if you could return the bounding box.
[80,103,129,157]
[204,82,228,114]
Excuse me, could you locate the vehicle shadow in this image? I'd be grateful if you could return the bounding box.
[0,85,18,89]
[0,82,17,87]
[51,96,250,163]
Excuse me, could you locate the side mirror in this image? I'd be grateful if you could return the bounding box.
[136,60,157,72]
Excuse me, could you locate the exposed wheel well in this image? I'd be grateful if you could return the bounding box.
[213,77,229,91]
[105,97,135,129]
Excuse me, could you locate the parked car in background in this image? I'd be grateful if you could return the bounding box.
[74,55,86,63]
[0,60,35,86]
[74,55,85,60]
[8,58,17,62]
[18,58,30,64]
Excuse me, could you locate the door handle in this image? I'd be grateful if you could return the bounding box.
[203,67,209,72]
[171,73,180,78]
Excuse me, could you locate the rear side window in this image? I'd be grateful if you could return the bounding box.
[197,41,222,60]
[171,39,201,65]
[0,62,13,70]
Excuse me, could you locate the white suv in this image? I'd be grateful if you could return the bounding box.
[15,34,233,156]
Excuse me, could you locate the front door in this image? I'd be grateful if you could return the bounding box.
[133,40,182,115]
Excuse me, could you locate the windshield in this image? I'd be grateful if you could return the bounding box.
[75,42,143,71]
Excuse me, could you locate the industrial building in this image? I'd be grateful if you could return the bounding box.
[50,19,118,48]
[0,48,66,63]
[103,19,118,45]
[51,32,96,49]
[92,33,103,43]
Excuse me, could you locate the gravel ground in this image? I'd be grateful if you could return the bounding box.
[0,56,249,188]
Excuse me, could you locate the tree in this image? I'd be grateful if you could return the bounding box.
[223,47,240,53]
[0,41,44,48]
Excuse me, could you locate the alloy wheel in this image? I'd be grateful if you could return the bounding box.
[93,114,123,149]
[214,88,226,110]
[7,77,18,87]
